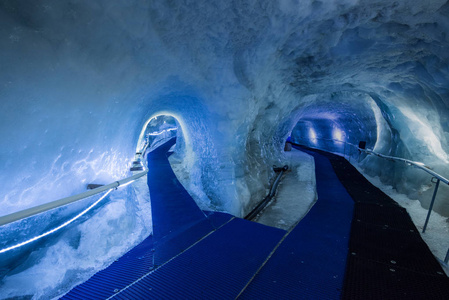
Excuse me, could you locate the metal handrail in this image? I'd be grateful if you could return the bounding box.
[291,136,359,163]
[0,136,182,255]
[293,137,449,264]
[245,165,289,221]
[361,148,449,185]
[0,137,153,228]
[292,137,449,233]
[0,132,181,227]
[293,136,449,184]
[0,169,148,227]
[359,147,448,233]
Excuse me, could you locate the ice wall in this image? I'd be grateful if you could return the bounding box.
[1,0,449,297]
[2,0,449,219]
[0,177,152,299]
[290,92,379,153]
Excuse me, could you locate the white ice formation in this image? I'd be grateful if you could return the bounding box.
[1,0,449,298]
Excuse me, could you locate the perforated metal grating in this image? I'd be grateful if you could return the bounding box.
[320,148,449,300]
[240,148,354,299]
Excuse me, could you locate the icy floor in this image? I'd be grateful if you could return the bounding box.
[254,148,317,231]
[353,164,449,273]
[169,147,317,231]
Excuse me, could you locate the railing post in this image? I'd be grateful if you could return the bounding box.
[445,247,449,264]
[423,178,440,233]
[348,145,351,163]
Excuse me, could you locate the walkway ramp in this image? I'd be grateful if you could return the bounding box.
[63,141,449,299]
[320,147,449,299]
[115,218,284,299]
[239,147,353,299]
[147,138,220,266]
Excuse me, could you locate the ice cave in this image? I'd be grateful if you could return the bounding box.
[1,0,449,299]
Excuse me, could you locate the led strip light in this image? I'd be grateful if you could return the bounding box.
[0,189,114,254]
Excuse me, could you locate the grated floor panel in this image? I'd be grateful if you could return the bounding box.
[112,218,285,299]
[240,148,354,299]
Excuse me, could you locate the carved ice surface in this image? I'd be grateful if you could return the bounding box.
[0,177,152,299]
[1,0,449,298]
[253,148,317,231]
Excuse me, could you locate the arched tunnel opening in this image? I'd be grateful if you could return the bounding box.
[289,92,379,158]
[1,1,449,298]
[282,90,449,217]
[135,113,214,215]
[137,114,179,155]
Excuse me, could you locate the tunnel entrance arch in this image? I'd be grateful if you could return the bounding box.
[135,111,221,216]
[287,92,382,162]
[135,112,194,169]
[136,115,178,155]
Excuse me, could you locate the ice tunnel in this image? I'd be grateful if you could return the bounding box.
[1,0,449,298]
[290,92,379,154]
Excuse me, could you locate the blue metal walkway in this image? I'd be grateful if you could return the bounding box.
[63,140,449,299]
[239,148,353,299]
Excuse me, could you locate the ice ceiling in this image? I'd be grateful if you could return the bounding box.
[1,0,449,219]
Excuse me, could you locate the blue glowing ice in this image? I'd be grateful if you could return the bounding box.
[1,0,449,298]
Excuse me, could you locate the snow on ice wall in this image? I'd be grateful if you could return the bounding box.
[2,0,449,219]
[1,0,449,297]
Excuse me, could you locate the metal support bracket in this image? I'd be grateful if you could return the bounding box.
[423,177,440,233]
